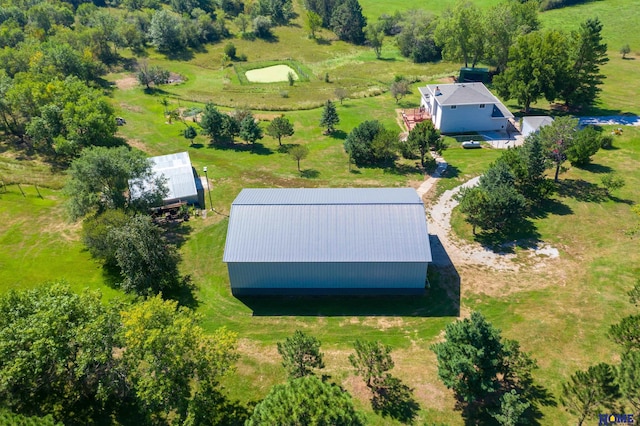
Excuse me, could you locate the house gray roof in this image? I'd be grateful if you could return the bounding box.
[149,152,197,202]
[223,188,432,263]
[421,83,514,118]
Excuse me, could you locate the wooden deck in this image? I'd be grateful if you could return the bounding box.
[400,108,431,131]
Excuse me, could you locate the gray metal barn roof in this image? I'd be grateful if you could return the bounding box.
[223,188,432,263]
[149,152,198,202]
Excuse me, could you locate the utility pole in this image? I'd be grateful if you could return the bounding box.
[203,166,213,211]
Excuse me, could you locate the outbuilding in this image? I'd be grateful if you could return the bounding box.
[146,152,204,206]
[223,188,432,296]
[521,116,554,138]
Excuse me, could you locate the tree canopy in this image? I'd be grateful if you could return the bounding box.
[64,146,166,220]
[431,312,538,418]
[0,283,241,424]
[266,116,294,146]
[277,330,325,379]
[330,0,366,44]
[560,363,620,426]
[247,375,365,426]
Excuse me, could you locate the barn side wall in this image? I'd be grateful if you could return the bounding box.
[227,261,428,296]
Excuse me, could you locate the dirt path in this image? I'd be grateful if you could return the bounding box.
[419,163,559,273]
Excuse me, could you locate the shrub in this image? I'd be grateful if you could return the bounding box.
[223,42,236,59]
[600,134,614,149]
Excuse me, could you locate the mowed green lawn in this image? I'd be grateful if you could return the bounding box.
[1,0,640,424]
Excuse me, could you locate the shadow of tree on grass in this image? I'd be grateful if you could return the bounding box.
[300,169,320,178]
[556,179,608,203]
[371,375,420,425]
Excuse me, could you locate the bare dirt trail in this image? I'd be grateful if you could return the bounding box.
[417,158,559,273]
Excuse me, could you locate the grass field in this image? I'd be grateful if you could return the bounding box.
[2,0,640,424]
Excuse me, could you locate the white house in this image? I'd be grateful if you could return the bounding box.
[419,83,513,134]
[521,116,554,138]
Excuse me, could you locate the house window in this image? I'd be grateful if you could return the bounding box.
[479,104,486,108]
[451,105,457,109]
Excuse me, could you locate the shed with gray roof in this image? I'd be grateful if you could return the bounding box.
[148,152,204,206]
[419,83,513,133]
[521,116,554,138]
[223,188,432,295]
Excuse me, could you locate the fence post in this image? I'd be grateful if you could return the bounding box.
[17,183,25,197]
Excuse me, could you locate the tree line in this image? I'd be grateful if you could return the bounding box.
[0,288,545,426]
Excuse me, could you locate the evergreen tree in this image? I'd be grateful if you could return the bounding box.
[609,315,640,353]
[566,126,601,166]
[247,376,365,425]
[559,18,608,109]
[431,312,505,404]
[491,390,530,426]
[349,340,394,389]
[239,113,263,145]
[319,100,339,134]
[560,363,620,426]
[277,330,324,379]
[619,351,640,414]
[330,0,366,44]
[183,125,197,145]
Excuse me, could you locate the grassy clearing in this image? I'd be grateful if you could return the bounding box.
[2,0,640,424]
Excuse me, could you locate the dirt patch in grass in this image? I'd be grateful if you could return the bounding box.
[237,338,280,365]
[115,77,138,90]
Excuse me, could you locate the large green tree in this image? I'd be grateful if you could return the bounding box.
[434,0,486,68]
[457,161,527,234]
[64,146,166,220]
[484,0,539,73]
[149,10,185,52]
[330,0,366,45]
[0,283,125,423]
[432,312,505,404]
[239,112,263,145]
[559,18,608,109]
[560,363,620,426]
[109,215,185,296]
[343,120,393,166]
[199,102,238,143]
[277,330,325,379]
[494,29,569,112]
[247,376,365,426]
[396,10,440,63]
[121,296,238,424]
